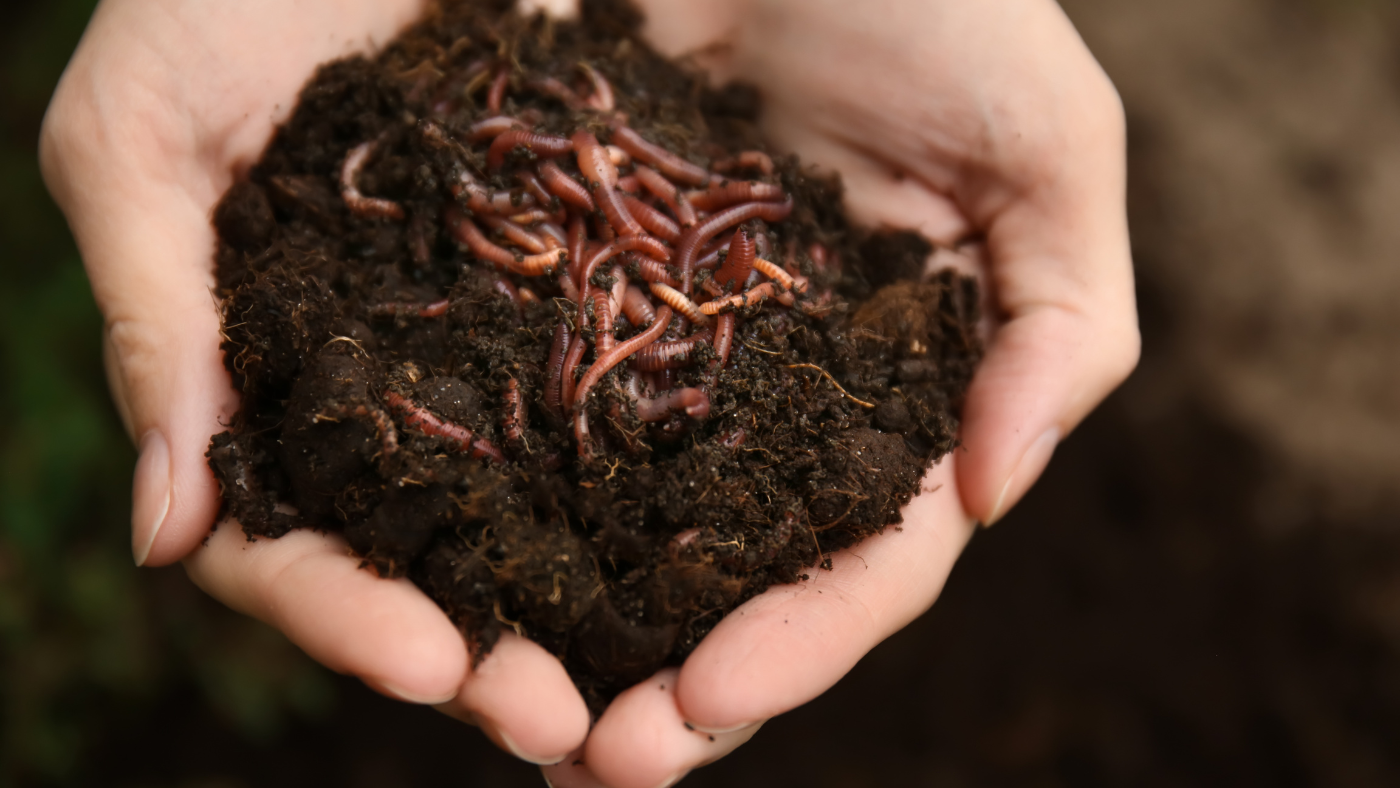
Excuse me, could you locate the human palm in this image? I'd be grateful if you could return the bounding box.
[42,1,1136,786]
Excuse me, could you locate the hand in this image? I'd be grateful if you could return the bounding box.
[40,0,591,765]
[542,0,1138,785]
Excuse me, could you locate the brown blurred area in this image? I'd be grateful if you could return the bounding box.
[5,0,1399,785]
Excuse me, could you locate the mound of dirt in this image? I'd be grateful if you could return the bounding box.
[207,0,980,710]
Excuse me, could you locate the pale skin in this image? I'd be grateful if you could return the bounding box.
[40,0,1137,785]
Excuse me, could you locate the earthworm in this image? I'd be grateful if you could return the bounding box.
[486,66,509,113]
[481,215,548,254]
[620,285,656,326]
[714,312,736,368]
[572,130,643,237]
[634,165,698,227]
[713,226,756,294]
[649,282,709,325]
[467,115,523,143]
[560,333,587,413]
[686,180,786,213]
[668,527,704,561]
[518,287,540,305]
[719,425,746,449]
[493,278,520,304]
[544,319,572,419]
[752,257,803,291]
[451,172,534,215]
[446,211,567,275]
[572,305,674,452]
[674,199,794,295]
[606,146,632,168]
[567,214,587,279]
[592,290,615,353]
[608,264,629,320]
[615,174,640,194]
[539,160,595,210]
[621,194,681,242]
[505,208,565,226]
[501,377,526,446]
[486,129,572,170]
[557,269,581,303]
[711,150,775,176]
[315,402,399,458]
[517,171,557,209]
[341,141,405,221]
[629,380,710,422]
[579,63,615,112]
[384,391,506,463]
[367,299,450,319]
[699,282,781,315]
[633,326,714,371]
[536,221,567,249]
[632,257,681,288]
[527,75,586,110]
[579,236,673,292]
[609,124,710,186]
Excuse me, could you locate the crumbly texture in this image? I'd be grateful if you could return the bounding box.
[207,0,980,712]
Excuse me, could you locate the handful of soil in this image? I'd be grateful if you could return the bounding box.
[208,0,981,710]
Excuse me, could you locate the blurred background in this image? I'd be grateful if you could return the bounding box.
[3,0,1398,784]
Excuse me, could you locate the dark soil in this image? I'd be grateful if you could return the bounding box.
[207,0,979,711]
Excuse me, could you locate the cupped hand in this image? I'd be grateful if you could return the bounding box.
[543,0,1138,785]
[40,0,590,765]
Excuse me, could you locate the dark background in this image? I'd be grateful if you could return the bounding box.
[4,0,1399,785]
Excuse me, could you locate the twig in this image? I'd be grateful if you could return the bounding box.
[784,364,876,408]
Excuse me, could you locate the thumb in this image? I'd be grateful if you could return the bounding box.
[42,73,236,567]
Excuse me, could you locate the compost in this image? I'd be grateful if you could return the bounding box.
[207,0,981,710]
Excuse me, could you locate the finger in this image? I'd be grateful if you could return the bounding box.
[184,520,467,704]
[434,632,591,765]
[674,461,973,732]
[542,669,763,788]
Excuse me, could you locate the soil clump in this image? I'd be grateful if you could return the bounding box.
[207,0,980,711]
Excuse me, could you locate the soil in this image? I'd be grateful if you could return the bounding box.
[206,0,979,710]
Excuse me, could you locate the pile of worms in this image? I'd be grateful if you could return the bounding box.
[339,62,834,462]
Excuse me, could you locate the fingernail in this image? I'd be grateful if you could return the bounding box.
[499,728,569,766]
[687,720,755,734]
[132,430,171,566]
[986,427,1059,526]
[376,680,458,705]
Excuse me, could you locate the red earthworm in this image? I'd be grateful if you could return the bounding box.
[714,312,735,368]
[610,124,711,186]
[674,199,794,295]
[567,214,587,279]
[580,63,615,112]
[486,66,509,113]
[451,172,534,215]
[711,150,775,176]
[341,141,405,220]
[519,287,540,305]
[486,129,573,170]
[606,145,631,167]
[633,325,714,371]
[572,130,643,237]
[719,425,746,449]
[539,160,595,211]
[693,233,730,270]
[699,282,781,315]
[385,391,505,463]
[579,236,673,294]
[573,305,673,452]
[315,402,399,458]
[626,377,711,422]
[633,257,681,288]
[621,194,681,242]
[527,75,586,110]
[608,264,629,319]
[560,333,587,412]
[466,115,523,143]
[594,214,616,242]
[445,210,567,275]
[592,289,616,353]
[543,319,572,419]
[621,285,656,327]
[686,180,786,213]
[808,242,829,272]
[668,527,704,561]
[536,221,567,249]
[480,215,548,254]
[650,282,709,325]
[506,208,556,225]
[713,226,756,294]
[634,165,698,227]
[557,269,581,303]
[501,377,526,446]
[493,277,520,304]
[752,257,805,292]
[367,299,449,319]
[615,174,640,194]
[517,171,557,209]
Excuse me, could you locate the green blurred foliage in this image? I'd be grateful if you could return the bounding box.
[0,2,335,784]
